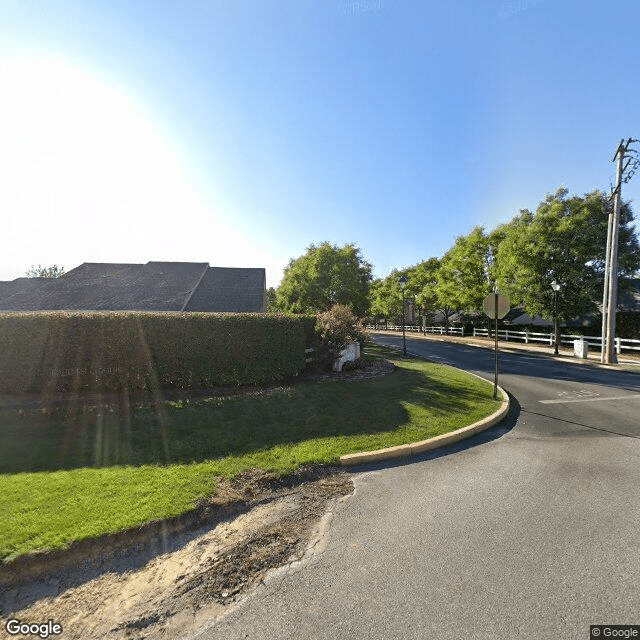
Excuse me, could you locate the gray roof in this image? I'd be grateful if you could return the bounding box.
[185,267,266,312]
[619,278,640,312]
[0,262,266,312]
[509,313,554,327]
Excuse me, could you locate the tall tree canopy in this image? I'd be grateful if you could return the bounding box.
[368,259,441,322]
[435,227,493,315]
[494,188,640,322]
[276,242,373,316]
[369,273,403,319]
[410,257,441,309]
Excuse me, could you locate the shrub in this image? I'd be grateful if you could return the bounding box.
[0,312,307,393]
[316,305,367,364]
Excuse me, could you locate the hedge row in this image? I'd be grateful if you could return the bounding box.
[0,312,307,393]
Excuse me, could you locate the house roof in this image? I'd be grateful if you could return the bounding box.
[619,278,640,312]
[0,262,266,312]
[185,267,266,312]
[509,313,553,327]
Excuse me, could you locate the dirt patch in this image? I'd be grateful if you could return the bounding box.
[0,466,354,639]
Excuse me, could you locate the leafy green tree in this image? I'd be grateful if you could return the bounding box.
[407,258,440,324]
[25,264,65,278]
[369,277,395,320]
[435,227,494,327]
[368,269,407,321]
[266,287,281,312]
[493,187,640,323]
[276,242,373,316]
[409,258,440,306]
[368,259,441,326]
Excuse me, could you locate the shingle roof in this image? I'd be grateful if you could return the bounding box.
[185,267,266,312]
[619,278,640,312]
[509,313,554,327]
[0,262,266,312]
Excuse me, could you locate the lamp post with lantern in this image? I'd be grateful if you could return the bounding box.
[551,280,561,355]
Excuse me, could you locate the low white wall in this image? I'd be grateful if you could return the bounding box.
[333,342,360,372]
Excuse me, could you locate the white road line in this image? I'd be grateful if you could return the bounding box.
[539,394,640,404]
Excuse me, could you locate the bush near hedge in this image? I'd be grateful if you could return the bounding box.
[279,307,368,373]
[0,312,306,393]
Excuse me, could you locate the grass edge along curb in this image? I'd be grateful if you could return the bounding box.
[340,360,510,466]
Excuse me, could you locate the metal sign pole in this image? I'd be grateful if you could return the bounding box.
[483,291,509,401]
[494,293,499,399]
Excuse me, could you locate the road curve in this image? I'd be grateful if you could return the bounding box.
[185,334,640,640]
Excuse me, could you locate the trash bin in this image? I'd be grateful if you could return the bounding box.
[573,339,588,359]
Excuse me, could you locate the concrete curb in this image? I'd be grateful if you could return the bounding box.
[339,368,510,467]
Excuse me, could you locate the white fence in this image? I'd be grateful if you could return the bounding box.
[470,328,640,354]
[367,325,640,355]
[368,324,464,336]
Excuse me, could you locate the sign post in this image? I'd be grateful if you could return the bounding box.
[483,292,510,399]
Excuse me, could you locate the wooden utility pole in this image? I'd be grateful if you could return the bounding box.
[601,138,639,364]
[601,140,624,364]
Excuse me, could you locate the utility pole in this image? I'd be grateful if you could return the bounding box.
[601,138,639,364]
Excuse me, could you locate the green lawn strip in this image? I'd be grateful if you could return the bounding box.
[0,346,501,560]
[0,464,217,560]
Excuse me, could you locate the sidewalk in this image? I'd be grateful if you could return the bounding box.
[370,329,640,372]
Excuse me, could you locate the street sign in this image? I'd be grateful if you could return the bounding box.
[483,293,510,319]
[482,292,510,400]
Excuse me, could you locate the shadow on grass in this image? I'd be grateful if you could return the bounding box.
[352,391,520,473]
[0,356,495,473]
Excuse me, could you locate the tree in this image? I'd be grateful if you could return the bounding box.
[409,258,440,306]
[25,264,65,278]
[369,277,394,320]
[435,227,494,327]
[266,287,280,312]
[493,187,640,324]
[369,270,406,321]
[367,259,442,326]
[368,259,439,314]
[406,258,440,324]
[276,242,373,317]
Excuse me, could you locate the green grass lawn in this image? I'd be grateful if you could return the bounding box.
[0,345,502,560]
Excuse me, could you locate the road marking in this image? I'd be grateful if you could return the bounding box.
[539,394,640,404]
[557,390,600,399]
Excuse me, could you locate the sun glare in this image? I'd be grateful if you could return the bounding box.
[1,57,188,213]
[0,55,281,280]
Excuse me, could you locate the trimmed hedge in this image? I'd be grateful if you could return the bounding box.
[0,312,306,393]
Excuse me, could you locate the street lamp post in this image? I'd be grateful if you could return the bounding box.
[399,275,408,356]
[551,280,561,355]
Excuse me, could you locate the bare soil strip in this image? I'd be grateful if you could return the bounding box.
[1,466,354,640]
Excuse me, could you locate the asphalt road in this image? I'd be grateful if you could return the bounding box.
[184,334,640,640]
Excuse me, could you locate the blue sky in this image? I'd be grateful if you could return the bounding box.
[1,0,638,288]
